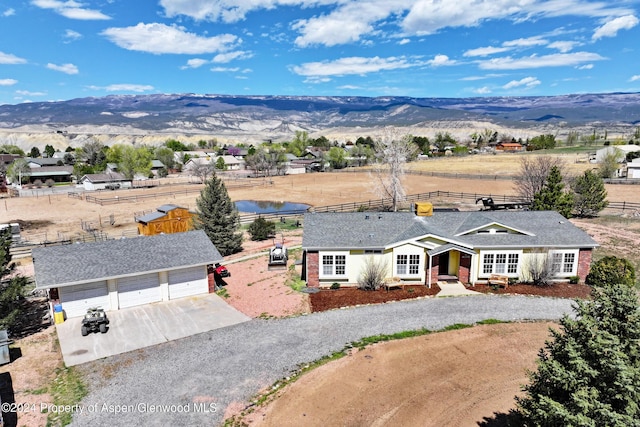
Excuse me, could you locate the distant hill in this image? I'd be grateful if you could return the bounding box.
[0,92,639,147]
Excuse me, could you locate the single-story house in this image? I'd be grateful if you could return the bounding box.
[32,230,223,318]
[79,172,131,191]
[593,145,640,164]
[301,210,598,288]
[136,204,195,235]
[626,157,640,179]
[25,157,61,168]
[25,166,73,184]
[496,142,523,152]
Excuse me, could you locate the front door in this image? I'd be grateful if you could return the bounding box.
[439,252,449,276]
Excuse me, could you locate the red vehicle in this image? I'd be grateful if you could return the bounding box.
[214,263,230,278]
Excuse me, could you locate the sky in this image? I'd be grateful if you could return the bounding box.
[0,1,639,105]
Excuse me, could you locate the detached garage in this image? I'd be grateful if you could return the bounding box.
[32,230,223,318]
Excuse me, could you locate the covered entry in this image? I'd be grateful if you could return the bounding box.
[58,281,110,317]
[426,244,476,288]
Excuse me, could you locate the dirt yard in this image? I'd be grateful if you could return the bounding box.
[239,322,558,427]
[3,156,640,426]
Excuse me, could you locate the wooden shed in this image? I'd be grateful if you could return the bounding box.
[136,204,195,236]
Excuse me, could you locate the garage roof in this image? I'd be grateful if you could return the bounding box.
[33,230,223,288]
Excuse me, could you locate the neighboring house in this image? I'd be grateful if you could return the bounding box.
[79,172,131,191]
[495,142,523,152]
[105,163,119,173]
[25,157,61,168]
[626,157,640,179]
[27,165,73,184]
[215,155,244,170]
[150,159,166,175]
[32,230,223,318]
[593,145,640,164]
[136,204,195,236]
[183,157,213,172]
[301,211,598,288]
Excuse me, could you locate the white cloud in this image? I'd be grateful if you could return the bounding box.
[473,86,491,94]
[548,40,579,53]
[593,15,639,40]
[479,52,605,70]
[210,67,240,72]
[3,8,15,17]
[101,23,239,54]
[0,79,17,86]
[576,64,593,70]
[63,29,82,43]
[460,73,505,81]
[16,90,47,96]
[427,54,456,67]
[398,38,410,45]
[212,50,253,63]
[32,0,111,20]
[87,84,154,92]
[464,46,511,57]
[630,75,640,82]
[182,58,209,69]
[46,63,79,74]
[503,76,540,89]
[291,56,420,78]
[502,36,548,47]
[293,14,374,47]
[0,51,27,64]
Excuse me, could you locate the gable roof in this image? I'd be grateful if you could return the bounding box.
[79,172,128,183]
[33,230,222,288]
[302,211,598,251]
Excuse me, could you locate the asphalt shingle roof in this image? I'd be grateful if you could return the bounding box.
[302,211,598,250]
[33,230,222,288]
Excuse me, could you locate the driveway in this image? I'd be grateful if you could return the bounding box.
[70,294,575,426]
[56,293,250,366]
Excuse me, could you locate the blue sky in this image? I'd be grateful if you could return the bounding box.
[0,1,639,105]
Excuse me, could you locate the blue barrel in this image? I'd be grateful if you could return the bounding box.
[54,304,63,313]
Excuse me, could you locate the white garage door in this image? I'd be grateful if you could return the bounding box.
[59,281,109,318]
[118,273,161,309]
[168,267,208,300]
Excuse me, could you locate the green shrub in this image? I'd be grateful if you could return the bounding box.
[330,282,340,290]
[247,217,276,241]
[569,275,580,284]
[586,256,636,287]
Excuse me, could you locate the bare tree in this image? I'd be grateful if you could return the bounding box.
[357,256,389,291]
[514,155,566,203]
[372,127,418,212]
[191,161,216,183]
[522,250,554,286]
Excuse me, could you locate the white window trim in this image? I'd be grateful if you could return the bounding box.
[320,252,348,278]
[396,253,421,277]
[479,250,522,277]
[549,249,579,276]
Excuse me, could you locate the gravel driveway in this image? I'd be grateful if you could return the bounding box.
[71,295,574,426]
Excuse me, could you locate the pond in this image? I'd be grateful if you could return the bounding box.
[234,200,311,214]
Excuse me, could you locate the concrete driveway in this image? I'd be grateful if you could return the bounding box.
[56,293,250,366]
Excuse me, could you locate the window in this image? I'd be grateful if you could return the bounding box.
[482,252,519,276]
[551,252,576,275]
[322,255,346,276]
[397,254,420,276]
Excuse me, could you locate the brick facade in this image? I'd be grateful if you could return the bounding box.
[429,255,440,285]
[306,251,319,287]
[577,248,593,283]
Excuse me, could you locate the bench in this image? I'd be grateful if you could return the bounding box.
[383,277,403,291]
[488,274,509,289]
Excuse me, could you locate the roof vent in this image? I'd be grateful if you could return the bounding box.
[369,233,375,238]
[378,214,383,219]
[365,214,370,219]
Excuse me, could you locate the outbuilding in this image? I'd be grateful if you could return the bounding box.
[32,230,223,318]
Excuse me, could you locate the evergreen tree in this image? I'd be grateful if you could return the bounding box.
[247,217,276,241]
[0,229,26,331]
[571,169,608,217]
[531,166,574,218]
[516,283,640,426]
[194,172,243,256]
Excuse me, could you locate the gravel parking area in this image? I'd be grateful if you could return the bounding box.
[71,295,574,426]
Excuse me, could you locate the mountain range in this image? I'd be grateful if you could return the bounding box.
[0,92,639,147]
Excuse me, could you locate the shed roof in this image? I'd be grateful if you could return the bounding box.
[33,230,222,288]
[302,211,598,251]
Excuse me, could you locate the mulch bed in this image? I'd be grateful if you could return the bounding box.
[308,283,592,313]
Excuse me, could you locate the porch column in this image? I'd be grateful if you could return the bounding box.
[427,254,432,288]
